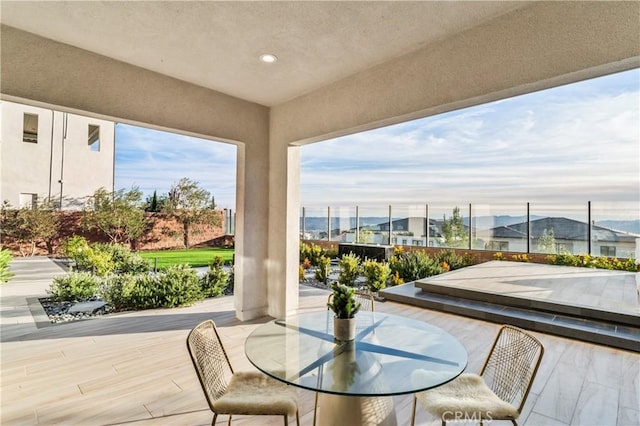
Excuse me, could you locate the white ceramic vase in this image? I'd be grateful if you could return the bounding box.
[333,317,356,341]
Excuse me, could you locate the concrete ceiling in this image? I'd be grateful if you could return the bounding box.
[0,1,531,107]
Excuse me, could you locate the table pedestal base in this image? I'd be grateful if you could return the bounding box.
[318,393,397,426]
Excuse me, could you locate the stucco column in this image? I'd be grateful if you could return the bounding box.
[233,143,272,321]
[266,131,301,318]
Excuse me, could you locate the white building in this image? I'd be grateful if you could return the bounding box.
[0,101,115,209]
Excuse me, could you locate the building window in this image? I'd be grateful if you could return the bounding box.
[600,246,616,257]
[413,240,422,246]
[485,241,509,251]
[23,113,38,143]
[88,124,100,152]
[19,193,37,209]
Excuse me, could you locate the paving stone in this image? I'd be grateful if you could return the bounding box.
[67,301,108,314]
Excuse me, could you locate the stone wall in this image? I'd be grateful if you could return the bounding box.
[2,211,228,256]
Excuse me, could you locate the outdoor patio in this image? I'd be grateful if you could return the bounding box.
[1,257,638,425]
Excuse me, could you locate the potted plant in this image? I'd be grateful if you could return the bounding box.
[327,282,361,341]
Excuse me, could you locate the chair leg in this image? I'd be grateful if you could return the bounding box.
[296,410,300,426]
[313,392,319,426]
[211,413,217,426]
[283,414,288,426]
[227,415,232,426]
[410,395,417,426]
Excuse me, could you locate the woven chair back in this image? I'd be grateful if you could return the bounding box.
[480,325,544,413]
[186,320,234,411]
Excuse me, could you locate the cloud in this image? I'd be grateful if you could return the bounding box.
[114,125,237,209]
[113,69,639,218]
[300,69,640,214]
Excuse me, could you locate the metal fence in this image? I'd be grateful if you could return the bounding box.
[300,202,640,259]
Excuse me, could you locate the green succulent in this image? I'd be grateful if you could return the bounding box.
[327,282,361,319]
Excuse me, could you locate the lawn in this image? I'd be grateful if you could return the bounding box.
[139,248,234,269]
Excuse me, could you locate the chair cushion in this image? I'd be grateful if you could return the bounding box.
[212,372,298,416]
[416,373,519,421]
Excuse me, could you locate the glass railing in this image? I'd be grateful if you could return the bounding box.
[300,202,640,259]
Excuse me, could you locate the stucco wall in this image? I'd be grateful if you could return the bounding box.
[0,101,115,209]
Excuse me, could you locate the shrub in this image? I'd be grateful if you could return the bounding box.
[61,236,115,276]
[62,236,95,271]
[300,242,325,266]
[156,264,203,307]
[299,265,306,281]
[93,243,150,274]
[0,248,13,284]
[314,255,332,285]
[105,265,204,310]
[433,249,476,270]
[510,254,531,263]
[362,259,390,292]
[389,271,404,286]
[49,272,101,302]
[547,252,638,272]
[100,274,138,310]
[302,258,312,270]
[84,248,116,276]
[125,274,163,310]
[325,248,338,259]
[61,235,90,259]
[227,266,235,294]
[337,253,361,287]
[493,252,505,261]
[200,256,229,297]
[389,250,443,282]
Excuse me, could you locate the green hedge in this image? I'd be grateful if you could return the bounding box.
[50,272,101,302]
[0,249,13,284]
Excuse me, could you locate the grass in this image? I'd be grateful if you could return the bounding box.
[139,248,234,269]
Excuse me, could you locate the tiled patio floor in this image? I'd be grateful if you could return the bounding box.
[1,258,638,425]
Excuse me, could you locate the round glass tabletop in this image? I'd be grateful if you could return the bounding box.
[245,311,468,397]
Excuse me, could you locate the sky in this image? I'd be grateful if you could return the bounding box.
[115,68,639,217]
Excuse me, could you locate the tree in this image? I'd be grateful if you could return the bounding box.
[83,187,148,247]
[163,178,221,249]
[1,199,59,256]
[146,191,158,213]
[441,206,468,248]
[144,190,169,213]
[537,228,557,253]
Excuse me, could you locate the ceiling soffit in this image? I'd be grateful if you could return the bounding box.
[0,1,530,106]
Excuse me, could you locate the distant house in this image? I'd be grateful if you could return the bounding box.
[0,101,115,210]
[480,217,640,258]
[338,217,445,247]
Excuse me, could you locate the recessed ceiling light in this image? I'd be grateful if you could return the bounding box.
[260,54,278,63]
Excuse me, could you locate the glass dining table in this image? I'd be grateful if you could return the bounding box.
[245,310,468,426]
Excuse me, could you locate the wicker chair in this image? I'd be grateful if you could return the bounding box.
[186,320,300,426]
[312,291,375,426]
[411,325,544,426]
